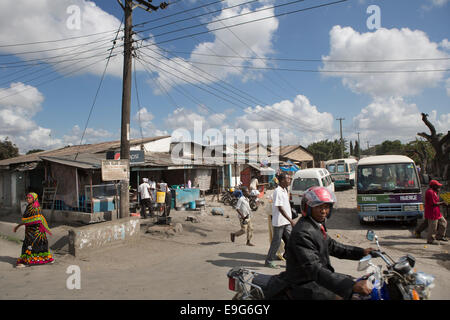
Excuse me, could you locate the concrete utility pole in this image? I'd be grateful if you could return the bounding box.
[119,0,133,218]
[118,0,168,218]
[336,118,345,158]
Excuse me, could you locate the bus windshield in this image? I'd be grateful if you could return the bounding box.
[327,164,336,173]
[357,163,420,193]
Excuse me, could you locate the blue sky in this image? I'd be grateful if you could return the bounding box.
[0,0,448,153]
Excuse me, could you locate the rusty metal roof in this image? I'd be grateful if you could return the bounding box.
[0,136,170,168]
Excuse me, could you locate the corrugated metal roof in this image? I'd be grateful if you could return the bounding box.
[0,136,170,167]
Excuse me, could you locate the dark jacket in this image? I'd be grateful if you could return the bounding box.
[286,216,366,299]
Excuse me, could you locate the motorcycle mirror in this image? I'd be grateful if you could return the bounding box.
[366,230,376,241]
[357,255,372,271]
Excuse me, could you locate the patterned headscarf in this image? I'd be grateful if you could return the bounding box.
[24,192,51,235]
[27,192,40,209]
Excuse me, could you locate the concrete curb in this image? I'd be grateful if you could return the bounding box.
[68,217,140,258]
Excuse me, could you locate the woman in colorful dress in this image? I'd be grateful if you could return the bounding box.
[13,192,54,268]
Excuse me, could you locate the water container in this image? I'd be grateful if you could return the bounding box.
[189,201,196,210]
[156,192,166,203]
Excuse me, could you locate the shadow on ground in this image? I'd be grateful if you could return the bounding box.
[0,256,17,266]
[206,251,268,268]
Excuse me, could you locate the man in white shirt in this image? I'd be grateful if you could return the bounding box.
[138,178,152,218]
[249,175,260,196]
[230,187,255,246]
[149,177,157,204]
[265,172,295,268]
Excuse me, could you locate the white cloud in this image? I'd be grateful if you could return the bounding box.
[0,0,153,78]
[321,26,449,97]
[0,83,62,152]
[440,39,450,50]
[427,0,449,7]
[151,1,279,91]
[353,97,450,144]
[234,94,335,146]
[131,108,168,139]
[62,125,115,146]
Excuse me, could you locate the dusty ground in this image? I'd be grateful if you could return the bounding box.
[1,188,449,300]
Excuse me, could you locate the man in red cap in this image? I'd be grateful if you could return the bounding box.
[415,180,448,244]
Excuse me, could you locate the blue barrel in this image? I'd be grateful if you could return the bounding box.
[189,201,196,209]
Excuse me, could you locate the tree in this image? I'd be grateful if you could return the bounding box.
[375,140,404,155]
[26,149,45,155]
[349,141,354,156]
[307,139,344,165]
[418,113,450,181]
[405,139,435,174]
[0,137,19,160]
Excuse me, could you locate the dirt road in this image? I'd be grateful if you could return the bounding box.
[1,188,449,299]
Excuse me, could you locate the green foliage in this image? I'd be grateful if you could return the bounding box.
[375,140,404,155]
[26,149,45,155]
[0,137,19,160]
[307,139,345,163]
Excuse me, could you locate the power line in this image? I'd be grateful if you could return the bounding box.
[0,35,120,57]
[0,29,122,48]
[136,0,310,42]
[136,53,326,134]
[158,49,450,63]
[134,0,258,34]
[172,59,450,73]
[75,18,124,161]
[0,38,115,67]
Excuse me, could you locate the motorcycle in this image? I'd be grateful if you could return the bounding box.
[220,188,235,205]
[249,194,264,211]
[226,230,435,300]
[352,230,435,300]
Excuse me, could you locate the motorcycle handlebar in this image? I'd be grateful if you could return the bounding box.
[370,250,381,258]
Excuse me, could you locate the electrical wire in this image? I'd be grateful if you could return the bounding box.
[158,49,450,63]
[171,58,450,73]
[74,18,124,160]
[135,53,326,134]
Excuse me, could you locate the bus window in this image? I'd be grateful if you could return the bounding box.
[337,164,345,173]
[327,164,336,173]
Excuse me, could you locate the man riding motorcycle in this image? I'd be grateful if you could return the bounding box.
[285,186,375,300]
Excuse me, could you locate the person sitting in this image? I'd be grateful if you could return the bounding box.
[285,186,375,300]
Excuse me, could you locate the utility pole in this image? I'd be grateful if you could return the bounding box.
[357,131,360,159]
[117,0,168,218]
[336,118,345,159]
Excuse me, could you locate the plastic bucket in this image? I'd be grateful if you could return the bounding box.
[156,192,166,203]
[189,201,196,210]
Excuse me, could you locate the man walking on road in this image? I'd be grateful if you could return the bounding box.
[415,180,448,244]
[230,186,255,246]
[138,178,153,219]
[265,172,295,268]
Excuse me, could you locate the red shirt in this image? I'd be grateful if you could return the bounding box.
[424,188,441,220]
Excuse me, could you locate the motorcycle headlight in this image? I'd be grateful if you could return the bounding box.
[414,272,435,288]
